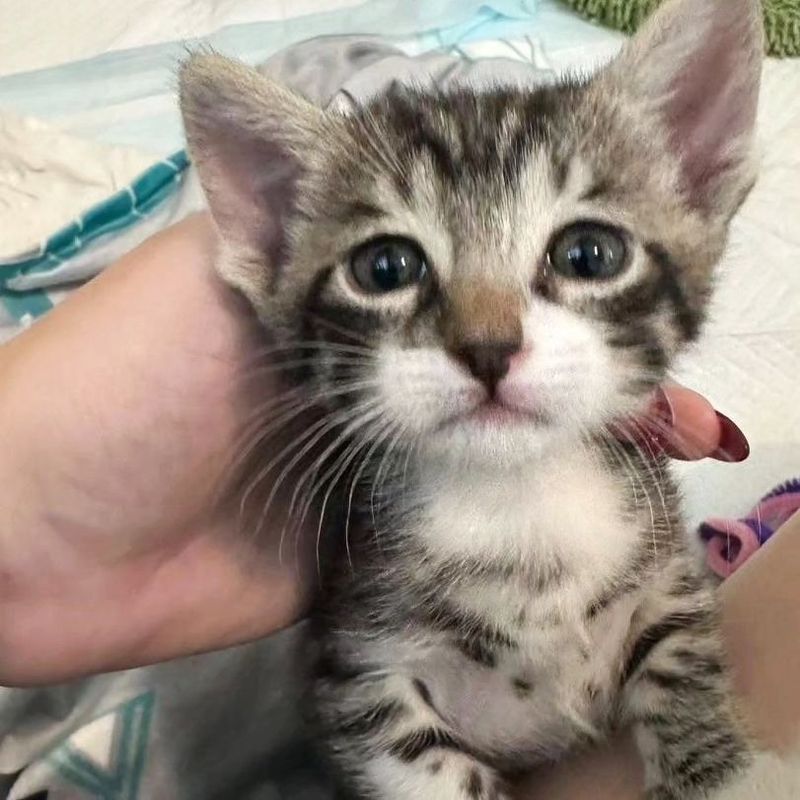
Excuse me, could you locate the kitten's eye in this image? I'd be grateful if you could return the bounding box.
[350,237,428,294]
[547,223,628,280]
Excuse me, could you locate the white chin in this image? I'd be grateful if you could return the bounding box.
[423,417,560,466]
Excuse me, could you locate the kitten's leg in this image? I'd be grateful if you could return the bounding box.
[315,668,509,800]
[620,592,752,800]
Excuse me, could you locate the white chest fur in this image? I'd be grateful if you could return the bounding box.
[415,446,639,586]
[364,446,648,761]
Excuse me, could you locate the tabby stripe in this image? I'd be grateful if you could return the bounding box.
[327,200,386,224]
[389,727,468,763]
[639,713,728,742]
[501,123,534,189]
[586,544,650,619]
[300,260,389,344]
[670,649,723,677]
[418,127,460,184]
[412,678,436,710]
[674,741,747,788]
[645,242,701,342]
[458,637,499,668]
[639,668,712,693]
[423,601,517,667]
[621,609,707,684]
[335,699,408,737]
[580,178,612,202]
[672,733,740,777]
[390,89,460,184]
[423,602,516,649]
[606,322,668,372]
[463,767,484,799]
[586,580,638,619]
[668,573,706,596]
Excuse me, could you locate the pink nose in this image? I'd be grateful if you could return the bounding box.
[453,341,521,395]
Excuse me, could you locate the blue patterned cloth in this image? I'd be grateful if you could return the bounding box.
[0,152,189,323]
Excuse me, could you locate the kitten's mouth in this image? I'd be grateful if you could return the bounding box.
[441,399,545,430]
[472,402,527,424]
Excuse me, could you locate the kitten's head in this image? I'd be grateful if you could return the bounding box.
[180,0,762,468]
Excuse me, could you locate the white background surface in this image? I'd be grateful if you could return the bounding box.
[0,0,365,75]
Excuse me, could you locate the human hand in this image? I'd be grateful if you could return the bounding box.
[0,214,745,686]
[0,214,312,685]
[641,385,750,463]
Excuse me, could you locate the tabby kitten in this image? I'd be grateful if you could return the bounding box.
[180,0,763,796]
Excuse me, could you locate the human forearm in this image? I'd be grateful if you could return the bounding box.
[0,214,303,684]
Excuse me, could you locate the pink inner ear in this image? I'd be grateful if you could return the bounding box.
[663,13,758,206]
[207,120,303,269]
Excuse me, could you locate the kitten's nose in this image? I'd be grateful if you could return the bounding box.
[455,341,520,395]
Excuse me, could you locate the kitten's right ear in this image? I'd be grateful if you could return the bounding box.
[601,0,762,220]
[179,53,323,293]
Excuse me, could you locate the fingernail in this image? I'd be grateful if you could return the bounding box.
[710,412,750,463]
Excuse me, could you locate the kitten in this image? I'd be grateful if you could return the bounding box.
[180,0,763,797]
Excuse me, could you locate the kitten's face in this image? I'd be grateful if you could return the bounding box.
[180,0,761,468]
[279,85,719,466]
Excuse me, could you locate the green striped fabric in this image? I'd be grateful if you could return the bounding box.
[560,0,800,57]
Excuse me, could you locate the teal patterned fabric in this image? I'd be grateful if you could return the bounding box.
[0,151,189,322]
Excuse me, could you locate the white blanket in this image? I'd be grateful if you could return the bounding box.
[0,113,157,256]
[0,0,365,76]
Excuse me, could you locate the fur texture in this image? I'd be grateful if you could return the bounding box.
[180,0,763,797]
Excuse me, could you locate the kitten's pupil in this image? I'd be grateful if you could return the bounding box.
[373,248,404,291]
[567,239,603,277]
[549,223,628,280]
[350,237,427,294]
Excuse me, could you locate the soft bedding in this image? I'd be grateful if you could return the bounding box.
[0,1,799,798]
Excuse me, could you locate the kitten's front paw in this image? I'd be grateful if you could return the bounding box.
[375,753,510,800]
[432,758,510,800]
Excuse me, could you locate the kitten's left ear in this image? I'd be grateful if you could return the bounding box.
[602,0,763,219]
[179,52,326,299]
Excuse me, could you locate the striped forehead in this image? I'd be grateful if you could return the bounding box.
[341,84,592,283]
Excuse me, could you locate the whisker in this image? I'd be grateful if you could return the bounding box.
[238,354,374,381]
[238,338,375,367]
[308,417,396,576]
[304,312,373,347]
[223,381,381,498]
[280,404,386,567]
[264,400,382,561]
[342,421,408,567]
[612,421,676,562]
[600,427,661,564]
[286,402,385,523]
[239,411,344,532]
[369,420,407,531]
[342,419,404,564]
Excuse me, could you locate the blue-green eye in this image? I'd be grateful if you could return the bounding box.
[547,223,628,280]
[350,237,428,294]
